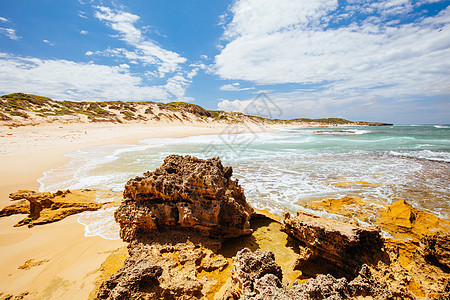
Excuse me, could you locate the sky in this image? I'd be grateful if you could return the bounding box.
[0,0,449,124]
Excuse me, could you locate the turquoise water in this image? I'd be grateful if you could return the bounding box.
[38,125,450,239]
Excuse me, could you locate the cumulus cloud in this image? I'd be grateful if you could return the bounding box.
[80,30,88,35]
[94,6,187,78]
[215,0,450,109]
[0,52,170,101]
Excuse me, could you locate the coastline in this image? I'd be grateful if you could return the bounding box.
[0,122,274,205]
[0,121,278,299]
[1,121,448,299]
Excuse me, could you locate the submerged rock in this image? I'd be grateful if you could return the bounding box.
[116,154,254,242]
[282,211,383,277]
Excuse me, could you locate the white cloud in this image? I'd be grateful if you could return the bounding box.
[0,52,172,102]
[80,30,88,35]
[0,27,20,40]
[0,17,8,22]
[215,0,450,103]
[219,82,255,91]
[94,6,186,78]
[416,0,445,5]
[78,11,88,19]
[164,75,194,101]
[43,39,55,46]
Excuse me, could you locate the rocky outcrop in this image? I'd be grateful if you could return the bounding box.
[282,211,383,277]
[97,155,257,299]
[0,189,103,227]
[229,248,283,297]
[420,233,450,270]
[225,248,395,300]
[115,155,254,242]
[96,257,164,300]
[377,199,450,240]
[96,235,230,300]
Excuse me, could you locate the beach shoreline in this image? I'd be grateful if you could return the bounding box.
[0,121,449,299]
[0,121,277,299]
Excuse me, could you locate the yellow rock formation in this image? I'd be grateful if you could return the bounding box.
[377,199,450,240]
[332,181,381,187]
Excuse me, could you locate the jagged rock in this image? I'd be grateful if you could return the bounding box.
[420,233,450,270]
[0,189,103,227]
[116,155,254,242]
[0,200,29,217]
[226,248,395,300]
[282,211,383,277]
[96,236,230,300]
[230,248,283,298]
[96,257,164,299]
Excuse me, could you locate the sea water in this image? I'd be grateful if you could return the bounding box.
[38,125,450,239]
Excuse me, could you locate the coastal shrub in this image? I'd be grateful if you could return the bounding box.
[1,93,53,109]
[123,103,137,112]
[9,103,26,110]
[0,112,11,121]
[166,102,211,117]
[120,110,135,117]
[53,108,74,116]
[28,94,51,106]
[208,110,228,119]
[9,110,29,118]
[88,103,101,110]
[144,107,153,114]
[157,103,167,110]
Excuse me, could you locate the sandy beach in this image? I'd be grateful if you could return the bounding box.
[0,121,269,299]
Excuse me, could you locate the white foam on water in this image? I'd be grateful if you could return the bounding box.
[38,126,450,239]
[77,207,120,240]
[389,150,450,163]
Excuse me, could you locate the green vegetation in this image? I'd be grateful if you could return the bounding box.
[0,92,391,126]
[9,110,29,118]
[0,112,11,121]
[120,110,135,117]
[291,118,354,124]
[165,102,211,117]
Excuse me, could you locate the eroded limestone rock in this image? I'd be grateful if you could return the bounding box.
[115,155,254,242]
[420,233,450,270]
[282,211,383,277]
[0,189,103,227]
[377,199,450,240]
[225,248,396,300]
[96,235,230,300]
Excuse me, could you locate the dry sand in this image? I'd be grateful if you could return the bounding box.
[0,121,271,299]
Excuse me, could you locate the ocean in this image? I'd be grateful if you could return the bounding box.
[38,125,450,240]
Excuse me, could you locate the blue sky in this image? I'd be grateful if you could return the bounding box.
[0,0,449,124]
